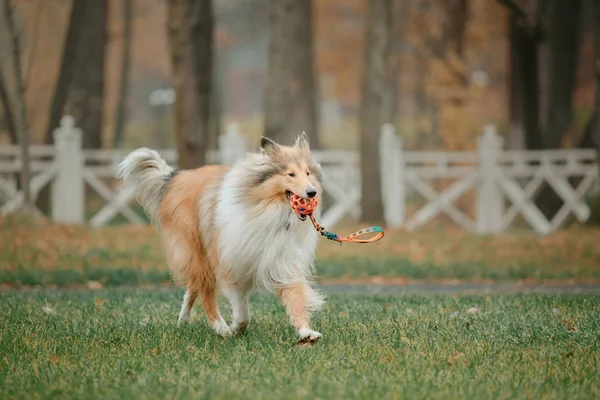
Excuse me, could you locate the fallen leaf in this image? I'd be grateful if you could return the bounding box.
[562,320,577,332]
[149,346,161,356]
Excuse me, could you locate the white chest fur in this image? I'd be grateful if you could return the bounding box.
[215,168,319,291]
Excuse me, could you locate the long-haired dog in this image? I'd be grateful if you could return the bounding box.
[117,133,324,342]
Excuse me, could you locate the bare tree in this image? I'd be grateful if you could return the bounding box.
[189,0,213,163]
[582,0,600,153]
[581,0,600,223]
[3,0,31,211]
[507,10,542,149]
[500,0,583,220]
[167,0,213,169]
[263,0,319,147]
[113,0,133,148]
[544,0,582,148]
[0,67,17,144]
[67,0,108,149]
[44,0,87,143]
[360,0,392,224]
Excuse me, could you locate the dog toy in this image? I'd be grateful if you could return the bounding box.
[289,193,384,244]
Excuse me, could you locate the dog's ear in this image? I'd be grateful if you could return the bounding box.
[260,136,280,155]
[295,131,310,149]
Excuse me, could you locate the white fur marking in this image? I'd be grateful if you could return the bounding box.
[178,291,193,324]
[215,153,320,292]
[212,318,233,337]
[298,326,322,341]
[222,284,251,333]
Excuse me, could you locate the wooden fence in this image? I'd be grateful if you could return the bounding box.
[0,116,598,234]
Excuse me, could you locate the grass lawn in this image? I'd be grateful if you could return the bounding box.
[2,215,600,287]
[1,288,599,399]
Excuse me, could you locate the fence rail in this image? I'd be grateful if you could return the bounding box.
[0,116,598,234]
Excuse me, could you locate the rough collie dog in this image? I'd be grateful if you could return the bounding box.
[117,133,324,342]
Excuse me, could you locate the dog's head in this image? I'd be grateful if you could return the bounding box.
[249,132,322,217]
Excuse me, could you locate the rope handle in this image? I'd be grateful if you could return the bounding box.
[309,215,384,244]
[288,193,384,244]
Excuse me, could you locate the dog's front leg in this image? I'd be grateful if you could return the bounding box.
[278,282,324,343]
[222,281,252,334]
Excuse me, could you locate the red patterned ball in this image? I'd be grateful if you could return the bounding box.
[289,193,319,216]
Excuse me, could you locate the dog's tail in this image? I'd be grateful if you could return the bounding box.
[117,148,175,222]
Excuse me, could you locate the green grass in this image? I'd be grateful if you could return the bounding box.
[1,253,597,288]
[4,215,600,287]
[1,289,599,399]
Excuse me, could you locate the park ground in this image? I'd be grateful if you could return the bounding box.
[2,214,600,288]
[1,215,600,399]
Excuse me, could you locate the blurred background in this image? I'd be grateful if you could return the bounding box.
[1,0,600,287]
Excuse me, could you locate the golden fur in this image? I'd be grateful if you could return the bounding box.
[117,133,325,341]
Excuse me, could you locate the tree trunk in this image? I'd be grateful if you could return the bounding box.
[167,0,213,169]
[544,0,582,148]
[444,0,469,56]
[534,0,582,220]
[360,0,392,224]
[0,66,17,144]
[66,0,108,149]
[189,0,213,166]
[581,1,600,156]
[3,0,31,212]
[508,12,542,150]
[383,0,406,125]
[113,0,133,148]
[581,0,600,224]
[207,55,222,151]
[263,0,319,147]
[37,0,88,214]
[44,0,87,143]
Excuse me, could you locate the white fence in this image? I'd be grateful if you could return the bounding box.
[0,116,598,235]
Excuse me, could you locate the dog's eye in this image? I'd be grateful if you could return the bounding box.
[288,173,295,177]
[306,171,310,176]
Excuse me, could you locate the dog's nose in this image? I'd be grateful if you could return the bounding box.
[306,189,317,198]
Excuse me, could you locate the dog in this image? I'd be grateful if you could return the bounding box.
[117,132,325,342]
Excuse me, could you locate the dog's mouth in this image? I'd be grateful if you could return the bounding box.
[287,191,318,221]
[286,191,306,221]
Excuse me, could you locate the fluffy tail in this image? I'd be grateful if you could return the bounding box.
[117,148,175,222]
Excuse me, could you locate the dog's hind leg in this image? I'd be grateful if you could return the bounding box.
[278,282,324,343]
[178,289,198,324]
[190,257,232,337]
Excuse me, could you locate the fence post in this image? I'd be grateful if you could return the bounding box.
[476,124,504,234]
[51,115,84,224]
[218,123,247,165]
[379,123,405,228]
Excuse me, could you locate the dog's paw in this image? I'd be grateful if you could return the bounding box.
[230,320,249,335]
[297,327,322,344]
[212,319,234,337]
